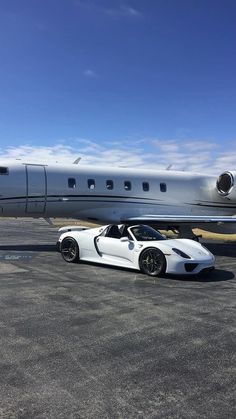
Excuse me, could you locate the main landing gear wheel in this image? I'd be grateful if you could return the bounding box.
[139,248,166,277]
[60,238,80,263]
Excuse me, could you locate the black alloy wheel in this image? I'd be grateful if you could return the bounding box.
[60,237,80,263]
[139,247,166,276]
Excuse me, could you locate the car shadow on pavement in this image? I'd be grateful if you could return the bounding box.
[77,261,235,283]
[167,268,235,282]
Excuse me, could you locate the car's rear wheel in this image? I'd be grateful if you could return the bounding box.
[139,247,166,276]
[60,237,80,263]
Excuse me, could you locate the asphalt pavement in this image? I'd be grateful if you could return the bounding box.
[0,219,235,419]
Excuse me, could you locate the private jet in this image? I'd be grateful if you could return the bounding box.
[0,162,236,239]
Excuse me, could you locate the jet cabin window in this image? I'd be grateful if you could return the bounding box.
[124,181,131,191]
[160,182,167,192]
[68,178,76,188]
[88,179,95,190]
[143,182,149,192]
[0,167,9,175]
[106,180,114,190]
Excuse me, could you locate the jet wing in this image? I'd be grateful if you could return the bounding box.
[121,215,236,226]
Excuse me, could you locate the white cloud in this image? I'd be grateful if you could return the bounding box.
[105,5,141,18]
[152,140,179,153]
[0,138,235,175]
[0,145,76,164]
[83,69,97,78]
[73,1,141,19]
[184,141,216,152]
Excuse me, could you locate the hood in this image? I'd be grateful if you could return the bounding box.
[150,238,212,259]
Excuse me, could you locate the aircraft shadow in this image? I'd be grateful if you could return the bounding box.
[0,247,234,282]
[0,244,57,252]
[203,242,236,257]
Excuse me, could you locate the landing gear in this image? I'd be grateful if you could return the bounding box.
[173,226,202,242]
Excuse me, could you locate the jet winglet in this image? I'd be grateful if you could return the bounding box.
[73,157,81,164]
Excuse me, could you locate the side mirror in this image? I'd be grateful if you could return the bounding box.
[120,236,129,242]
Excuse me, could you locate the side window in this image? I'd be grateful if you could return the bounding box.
[160,182,167,192]
[68,178,76,188]
[106,180,114,190]
[142,182,149,192]
[0,167,9,175]
[88,179,95,190]
[124,181,131,191]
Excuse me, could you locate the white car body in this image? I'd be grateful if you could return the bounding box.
[58,224,215,276]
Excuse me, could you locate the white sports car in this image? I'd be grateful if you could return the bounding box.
[58,224,215,277]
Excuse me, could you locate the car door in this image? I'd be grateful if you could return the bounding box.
[95,236,135,263]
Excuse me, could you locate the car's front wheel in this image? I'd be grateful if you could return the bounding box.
[139,247,166,276]
[60,237,80,263]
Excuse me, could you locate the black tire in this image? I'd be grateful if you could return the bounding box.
[60,237,80,263]
[139,247,166,277]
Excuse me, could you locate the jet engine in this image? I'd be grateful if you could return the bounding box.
[216,171,236,199]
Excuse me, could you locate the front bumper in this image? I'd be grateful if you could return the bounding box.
[166,255,215,275]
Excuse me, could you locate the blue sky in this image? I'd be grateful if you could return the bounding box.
[0,0,236,172]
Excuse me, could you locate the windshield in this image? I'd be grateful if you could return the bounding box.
[130,225,166,241]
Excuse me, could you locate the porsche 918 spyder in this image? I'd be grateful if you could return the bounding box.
[57,224,215,277]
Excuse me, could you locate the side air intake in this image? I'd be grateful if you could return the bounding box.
[216,171,236,198]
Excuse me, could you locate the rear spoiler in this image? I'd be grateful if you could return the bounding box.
[58,225,90,233]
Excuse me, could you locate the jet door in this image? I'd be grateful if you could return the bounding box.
[26,164,47,213]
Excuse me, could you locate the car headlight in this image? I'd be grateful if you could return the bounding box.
[172,248,191,259]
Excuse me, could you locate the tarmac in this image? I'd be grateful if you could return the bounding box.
[0,219,235,419]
